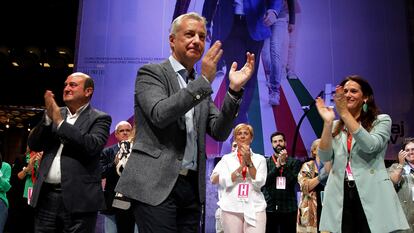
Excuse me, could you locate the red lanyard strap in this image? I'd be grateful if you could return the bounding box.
[347,133,352,154]
[271,155,284,176]
[237,151,247,180]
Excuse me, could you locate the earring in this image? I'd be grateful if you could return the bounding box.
[362,101,368,113]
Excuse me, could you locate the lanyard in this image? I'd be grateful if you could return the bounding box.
[347,133,352,154]
[29,151,39,183]
[237,151,247,180]
[271,154,284,176]
[346,132,353,178]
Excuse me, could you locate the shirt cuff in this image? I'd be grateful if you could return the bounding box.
[201,75,211,84]
[227,87,244,100]
[44,113,52,126]
[57,120,64,129]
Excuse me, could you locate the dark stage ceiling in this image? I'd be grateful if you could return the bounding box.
[0,0,79,130]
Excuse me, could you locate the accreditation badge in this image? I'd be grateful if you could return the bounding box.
[345,161,355,181]
[237,183,250,201]
[28,187,33,205]
[276,176,286,189]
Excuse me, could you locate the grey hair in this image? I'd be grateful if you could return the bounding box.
[115,121,132,132]
[310,138,321,157]
[170,12,207,35]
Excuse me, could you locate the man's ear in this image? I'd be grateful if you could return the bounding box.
[85,87,93,98]
[169,34,175,51]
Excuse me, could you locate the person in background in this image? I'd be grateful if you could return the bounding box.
[14,147,42,233]
[315,75,409,232]
[4,151,32,233]
[17,147,42,204]
[210,141,238,233]
[0,151,12,233]
[202,0,282,122]
[115,12,254,233]
[100,120,136,233]
[262,131,301,233]
[296,138,330,233]
[261,0,291,105]
[286,0,301,78]
[388,137,414,232]
[216,123,267,233]
[28,72,111,233]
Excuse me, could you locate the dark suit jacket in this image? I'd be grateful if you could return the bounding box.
[100,143,120,215]
[202,0,282,42]
[28,104,111,213]
[115,60,240,206]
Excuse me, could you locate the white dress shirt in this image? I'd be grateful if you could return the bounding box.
[44,104,89,184]
[217,150,267,226]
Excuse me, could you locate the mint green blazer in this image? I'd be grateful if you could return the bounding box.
[319,114,409,233]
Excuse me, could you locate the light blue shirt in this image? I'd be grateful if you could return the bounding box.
[169,56,198,171]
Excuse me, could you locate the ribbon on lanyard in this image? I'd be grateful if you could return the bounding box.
[347,132,352,154]
[345,132,353,179]
[271,155,284,176]
[237,151,247,180]
[29,151,39,183]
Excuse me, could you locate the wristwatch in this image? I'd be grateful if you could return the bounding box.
[235,170,241,177]
[396,164,404,169]
[247,163,254,168]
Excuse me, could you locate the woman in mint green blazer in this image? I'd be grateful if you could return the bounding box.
[0,152,11,233]
[315,75,409,233]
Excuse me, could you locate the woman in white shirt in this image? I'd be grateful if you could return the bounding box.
[215,123,267,233]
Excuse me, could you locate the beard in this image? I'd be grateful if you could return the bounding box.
[273,145,286,154]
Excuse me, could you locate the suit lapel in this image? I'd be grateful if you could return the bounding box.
[74,105,91,129]
[161,60,181,94]
[52,108,68,133]
[340,132,348,155]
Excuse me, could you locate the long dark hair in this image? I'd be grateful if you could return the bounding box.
[402,137,414,150]
[333,75,380,137]
[0,151,2,170]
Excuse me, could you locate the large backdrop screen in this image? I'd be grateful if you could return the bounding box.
[75,0,412,160]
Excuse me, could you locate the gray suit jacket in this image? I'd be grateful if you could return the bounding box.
[116,60,240,205]
[319,114,409,232]
[28,105,111,213]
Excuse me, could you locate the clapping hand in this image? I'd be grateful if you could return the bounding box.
[333,85,349,117]
[228,52,255,92]
[201,41,223,82]
[398,150,408,165]
[316,97,335,124]
[239,144,252,166]
[44,90,63,125]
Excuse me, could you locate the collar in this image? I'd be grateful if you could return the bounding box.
[169,55,196,77]
[169,55,186,73]
[65,103,89,118]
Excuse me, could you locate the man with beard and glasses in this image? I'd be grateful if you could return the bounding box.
[262,131,301,233]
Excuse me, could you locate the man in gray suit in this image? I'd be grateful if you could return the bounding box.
[116,12,255,233]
